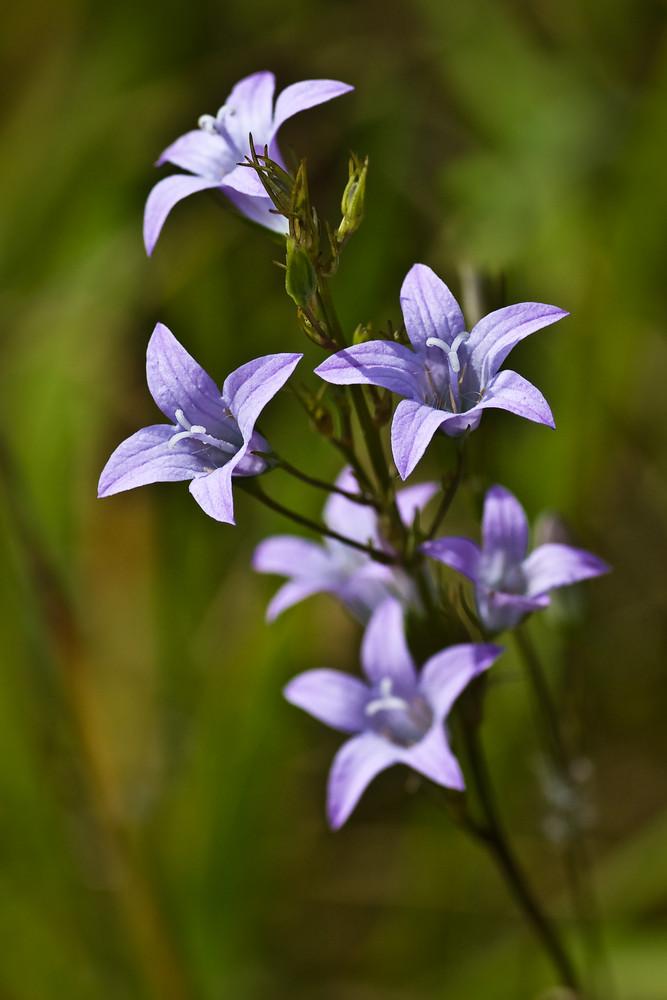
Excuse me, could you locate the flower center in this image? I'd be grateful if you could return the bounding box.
[365,677,433,747]
[425,331,470,374]
[481,550,527,594]
[197,105,241,161]
[168,409,238,456]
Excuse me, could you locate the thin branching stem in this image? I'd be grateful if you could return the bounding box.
[274,457,382,509]
[458,710,583,994]
[241,480,396,565]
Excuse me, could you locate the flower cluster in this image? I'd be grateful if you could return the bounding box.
[99,71,610,836]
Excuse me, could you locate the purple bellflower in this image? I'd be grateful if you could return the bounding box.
[315,264,567,480]
[98,323,301,523]
[285,597,503,828]
[420,485,610,633]
[144,71,353,254]
[253,468,437,622]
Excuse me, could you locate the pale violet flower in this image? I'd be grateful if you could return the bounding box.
[285,597,503,828]
[98,323,301,523]
[144,71,353,253]
[253,468,437,622]
[420,485,610,632]
[315,264,567,479]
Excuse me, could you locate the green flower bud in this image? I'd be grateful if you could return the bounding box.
[286,237,318,308]
[337,153,368,245]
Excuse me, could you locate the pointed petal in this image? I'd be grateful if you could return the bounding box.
[477,370,555,428]
[284,669,370,733]
[98,425,201,496]
[188,463,236,523]
[420,643,503,720]
[482,486,529,564]
[223,71,276,150]
[324,490,379,545]
[420,536,482,582]
[156,129,234,180]
[399,264,466,353]
[397,726,464,789]
[327,732,400,828]
[146,323,223,425]
[390,399,452,480]
[395,481,439,526]
[252,535,332,578]
[143,174,221,255]
[264,580,335,621]
[223,353,302,439]
[523,543,610,598]
[221,186,289,232]
[271,79,354,138]
[361,598,417,688]
[467,302,567,386]
[315,342,423,398]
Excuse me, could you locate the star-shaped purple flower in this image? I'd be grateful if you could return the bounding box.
[285,597,503,828]
[98,323,301,523]
[315,264,568,479]
[420,485,610,633]
[144,71,353,254]
[253,468,437,622]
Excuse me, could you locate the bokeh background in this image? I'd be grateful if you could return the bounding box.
[2,0,667,996]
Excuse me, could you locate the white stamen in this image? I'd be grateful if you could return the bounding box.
[198,114,218,134]
[174,409,192,430]
[365,677,410,717]
[169,409,209,450]
[425,331,470,375]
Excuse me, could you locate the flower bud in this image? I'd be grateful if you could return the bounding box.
[290,160,320,254]
[296,307,330,348]
[285,237,318,308]
[337,153,368,245]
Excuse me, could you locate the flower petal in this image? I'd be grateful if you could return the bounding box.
[324,488,379,545]
[188,463,237,523]
[271,79,353,140]
[327,732,400,828]
[399,264,466,354]
[395,481,439,526]
[263,580,336,621]
[143,174,221,255]
[420,536,482,582]
[482,486,529,565]
[222,71,276,152]
[315,341,424,399]
[156,129,234,180]
[522,543,610,598]
[146,323,223,425]
[253,535,334,578]
[390,399,452,480]
[420,643,503,720]
[223,353,302,439]
[98,425,201,496]
[467,302,568,386]
[221,186,289,233]
[284,669,370,733]
[396,726,464,790]
[476,369,555,428]
[361,598,417,688]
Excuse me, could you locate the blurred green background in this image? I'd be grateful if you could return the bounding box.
[2,0,667,996]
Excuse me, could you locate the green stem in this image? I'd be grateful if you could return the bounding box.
[459,715,582,993]
[426,434,468,540]
[241,480,396,565]
[275,457,381,509]
[514,626,612,1000]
